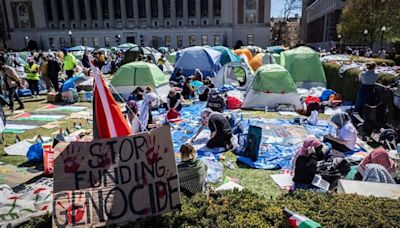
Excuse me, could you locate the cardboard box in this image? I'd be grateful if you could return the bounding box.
[337,179,400,199]
[47,92,61,104]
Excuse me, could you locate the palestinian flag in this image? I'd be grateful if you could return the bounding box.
[283,208,321,228]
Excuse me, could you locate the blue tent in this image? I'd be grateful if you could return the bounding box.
[266,46,286,54]
[172,46,222,79]
[212,46,241,66]
[68,45,94,52]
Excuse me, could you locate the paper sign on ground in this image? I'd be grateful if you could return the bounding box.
[52,125,181,227]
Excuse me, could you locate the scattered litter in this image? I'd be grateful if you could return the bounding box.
[215,181,244,192]
[271,174,294,189]
[4,140,32,156]
[279,111,300,117]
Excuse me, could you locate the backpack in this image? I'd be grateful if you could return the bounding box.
[244,126,262,162]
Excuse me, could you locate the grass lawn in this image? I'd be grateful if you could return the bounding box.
[0,98,334,198]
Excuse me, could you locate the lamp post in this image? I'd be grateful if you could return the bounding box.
[68,30,73,47]
[116,34,121,45]
[24,36,29,49]
[337,34,342,53]
[380,26,386,50]
[363,29,368,47]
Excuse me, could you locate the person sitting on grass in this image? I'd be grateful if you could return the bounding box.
[206,88,225,113]
[292,138,324,191]
[181,77,195,99]
[167,89,182,112]
[191,108,233,150]
[177,143,207,197]
[324,112,357,155]
[126,100,141,134]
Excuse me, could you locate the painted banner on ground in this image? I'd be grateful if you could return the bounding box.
[52,125,180,227]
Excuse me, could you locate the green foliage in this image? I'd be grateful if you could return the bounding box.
[338,0,400,46]
[323,62,398,101]
[26,190,400,227]
[351,56,395,66]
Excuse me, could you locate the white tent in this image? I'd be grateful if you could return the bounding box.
[214,62,254,91]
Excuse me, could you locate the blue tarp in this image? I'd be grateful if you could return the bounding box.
[172,46,222,79]
[61,76,89,92]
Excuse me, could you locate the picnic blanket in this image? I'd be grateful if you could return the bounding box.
[0,178,53,227]
[237,118,336,170]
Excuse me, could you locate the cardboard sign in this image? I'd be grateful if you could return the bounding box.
[52,125,181,227]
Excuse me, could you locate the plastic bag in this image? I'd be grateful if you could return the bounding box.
[308,110,319,125]
[226,96,242,109]
[203,158,224,183]
[26,143,43,162]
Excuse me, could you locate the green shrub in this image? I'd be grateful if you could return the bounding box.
[25,190,400,227]
[323,62,398,102]
[351,56,395,66]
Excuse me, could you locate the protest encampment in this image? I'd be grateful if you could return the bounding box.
[0,0,400,227]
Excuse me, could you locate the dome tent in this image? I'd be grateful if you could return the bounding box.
[212,46,241,66]
[242,64,302,110]
[110,62,170,99]
[250,53,276,71]
[280,46,327,89]
[172,46,222,79]
[214,62,254,90]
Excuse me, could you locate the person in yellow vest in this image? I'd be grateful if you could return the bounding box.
[62,48,76,79]
[25,57,40,97]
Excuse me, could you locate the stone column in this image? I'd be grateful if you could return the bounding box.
[208,0,213,25]
[62,0,70,24]
[158,0,164,24]
[171,0,176,26]
[97,0,103,26]
[84,0,92,26]
[133,0,139,26]
[50,0,59,25]
[183,0,188,25]
[108,0,115,26]
[121,0,127,26]
[146,0,152,26]
[195,0,201,25]
[73,0,81,27]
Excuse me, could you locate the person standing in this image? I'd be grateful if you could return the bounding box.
[81,50,90,68]
[25,57,40,97]
[355,62,378,113]
[62,49,76,79]
[47,53,61,92]
[0,61,24,111]
[39,55,51,90]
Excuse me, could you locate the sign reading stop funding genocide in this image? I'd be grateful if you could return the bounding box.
[52,125,181,227]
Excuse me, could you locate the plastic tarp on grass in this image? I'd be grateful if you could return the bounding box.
[172,46,222,79]
[242,64,302,110]
[250,53,277,71]
[212,46,241,66]
[280,46,327,89]
[111,61,170,99]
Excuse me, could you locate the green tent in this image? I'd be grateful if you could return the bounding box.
[167,52,177,63]
[280,46,326,88]
[272,53,281,65]
[111,61,168,88]
[252,64,297,93]
[242,64,301,109]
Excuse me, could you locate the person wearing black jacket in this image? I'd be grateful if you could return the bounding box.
[47,54,61,92]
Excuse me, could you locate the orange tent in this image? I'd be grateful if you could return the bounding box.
[250,53,276,71]
[234,49,253,62]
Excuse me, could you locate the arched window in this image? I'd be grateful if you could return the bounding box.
[18,4,30,28]
[18,5,28,17]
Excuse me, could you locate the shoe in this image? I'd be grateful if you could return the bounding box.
[16,106,24,110]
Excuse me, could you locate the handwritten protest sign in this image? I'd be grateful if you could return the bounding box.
[52,125,181,227]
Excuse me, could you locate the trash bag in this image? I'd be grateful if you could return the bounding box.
[166,109,181,121]
[227,96,242,109]
[26,143,43,162]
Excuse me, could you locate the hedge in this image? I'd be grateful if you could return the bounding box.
[351,56,395,66]
[323,62,398,102]
[24,190,400,227]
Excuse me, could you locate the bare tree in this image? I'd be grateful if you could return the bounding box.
[277,0,302,45]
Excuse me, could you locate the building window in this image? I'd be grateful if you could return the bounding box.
[104,36,110,47]
[246,13,256,23]
[165,35,171,47]
[203,20,207,26]
[106,22,109,27]
[189,35,195,46]
[214,35,221,46]
[151,0,158,18]
[56,0,64,20]
[44,0,53,21]
[67,0,75,20]
[163,0,171,18]
[216,19,220,25]
[90,0,98,19]
[138,1,146,18]
[246,0,257,10]
[201,0,208,17]
[154,21,158,27]
[60,37,66,47]
[247,34,254,45]
[49,37,55,48]
[93,37,99,48]
[72,24,76,28]
[166,21,170,26]
[82,37,88,46]
[102,0,110,19]
[213,0,221,17]
[152,36,159,47]
[79,0,86,20]
[176,0,183,17]
[126,0,134,18]
[190,20,195,26]
[201,35,208,45]
[188,0,195,17]
[177,35,183,47]
[178,21,182,26]
[114,0,121,19]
